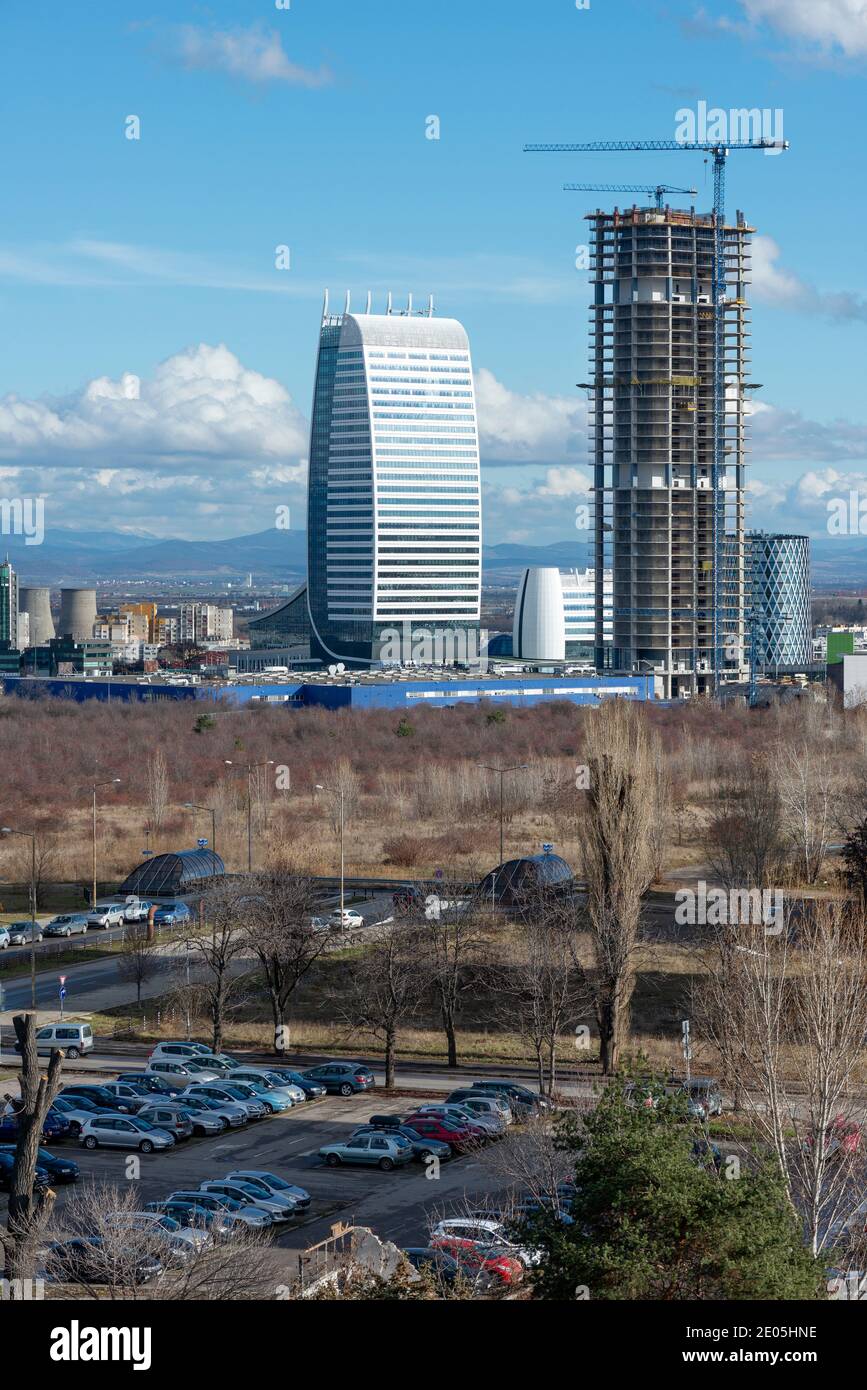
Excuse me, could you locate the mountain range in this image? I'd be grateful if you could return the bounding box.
[2,527,863,590]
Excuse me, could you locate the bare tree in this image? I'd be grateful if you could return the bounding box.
[146,748,169,840]
[116,921,164,1005]
[185,881,251,1051]
[0,1014,63,1291]
[337,921,425,1087]
[703,755,786,892]
[699,901,867,1257]
[242,863,331,1051]
[414,872,489,1068]
[5,822,62,911]
[777,741,833,886]
[321,759,361,837]
[576,700,654,1074]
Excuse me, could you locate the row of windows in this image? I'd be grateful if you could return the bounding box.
[378,523,480,532]
[376,584,478,592]
[371,387,473,398]
[374,426,477,437]
[372,409,476,419]
[375,448,478,458]
[378,470,478,480]
[377,485,478,494]
[378,547,479,555]
[368,352,469,362]
[378,509,479,517]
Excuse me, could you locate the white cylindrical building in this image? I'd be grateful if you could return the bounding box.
[59,587,98,641]
[19,586,55,645]
[513,568,566,660]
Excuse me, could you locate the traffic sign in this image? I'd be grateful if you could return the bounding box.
[59,987,67,1000]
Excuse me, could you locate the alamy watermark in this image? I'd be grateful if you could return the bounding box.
[379,621,490,671]
[675,101,784,152]
[1,497,44,545]
[674,880,784,933]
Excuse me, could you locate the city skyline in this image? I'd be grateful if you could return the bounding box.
[1,1,865,551]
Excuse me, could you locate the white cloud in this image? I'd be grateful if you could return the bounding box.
[752,236,867,320]
[164,23,332,87]
[475,369,587,463]
[738,0,867,57]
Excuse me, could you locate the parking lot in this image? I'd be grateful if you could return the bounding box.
[0,1087,507,1281]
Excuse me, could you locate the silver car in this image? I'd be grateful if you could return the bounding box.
[149,1100,224,1138]
[6,921,42,945]
[79,1115,175,1154]
[167,1191,272,1230]
[135,1105,194,1142]
[177,1092,246,1129]
[146,1060,224,1084]
[186,1084,267,1121]
[198,1180,297,1223]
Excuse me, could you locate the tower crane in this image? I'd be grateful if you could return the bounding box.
[526,137,789,697]
[563,182,697,209]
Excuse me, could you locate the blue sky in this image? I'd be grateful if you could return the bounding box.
[1,0,865,548]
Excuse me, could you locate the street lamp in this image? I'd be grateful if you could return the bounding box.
[90,779,121,908]
[184,803,217,862]
[481,764,528,869]
[1,826,38,1008]
[224,759,275,872]
[316,783,345,919]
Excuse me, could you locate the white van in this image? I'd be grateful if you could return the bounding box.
[30,1023,93,1058]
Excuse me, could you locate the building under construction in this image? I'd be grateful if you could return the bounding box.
[586,202,753,698]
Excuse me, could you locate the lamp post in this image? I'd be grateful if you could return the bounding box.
[90,779,121,908]
[225,760,275,872]
[316,783,345,919]
[184,803,217,861]
[481,764,528,869]
[1,826,37,1008]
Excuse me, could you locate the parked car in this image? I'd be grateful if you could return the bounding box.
[0,1152,51,1193]
[0,1106,70,1142]
[86,903,126,931]
[123,898,153,923]
[152,902,192,927]
[149,1041,216,1062]
[6,921,42,945]
[226,1070,297,1110]
[392,884,426,914]
[0,1144,79,1183]
[229,1068,305,1104]
[185,1083,267,1120]
[352,1124,451,1165]
[301,1061,376,1096]
[18,1023,94,1059]
[446,1090,513,1124]
[100,1081,156,1109]
[103,1210,210,1255]
[160,1101,225,1138]
[62,1083,140,1113]
[403,1247,463,1286]
[680,1076,724,1118]
[328,908,365,930]
[0,927,9,950]
[319,1134,413,1171]
[78,1115,176,1154]
[144,1201,233,1238]
[175,1091,246,1130]
[116,1071,185,1098]
[407,1105,493,1139]
[166,1191,272,1230]
[225,1171,311,1211]
[266,1068,326,1100]
[146,1059,223,1084]
[50,1096,120,1137]
[42,1236,161,1286]
[469,1081,549,1116]
[198,1179,297,1222]
[44,914,89,938]
[400,1115,477,1154]
[428,1235,524,1289]
[134,1105,194,1142]
[430,1217,541,1268]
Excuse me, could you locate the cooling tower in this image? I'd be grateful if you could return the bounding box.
[513,568,566,661]
[59,587,98,641]
[19,587,55,646]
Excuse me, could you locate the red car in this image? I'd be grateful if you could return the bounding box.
[430,1235,524,1289]
[402,1115,480,1153]
[406,1108,490,1143]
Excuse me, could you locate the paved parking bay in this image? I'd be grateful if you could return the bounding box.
[0,1091,507,1281]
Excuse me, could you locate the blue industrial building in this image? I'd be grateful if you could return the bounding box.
[0,672,653,709]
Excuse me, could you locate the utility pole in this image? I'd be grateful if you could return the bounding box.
[481,764,528,868]
[90,778,121,908]
[184,803,217,861]
[224,760,274,872]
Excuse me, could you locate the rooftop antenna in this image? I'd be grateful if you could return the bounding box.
[365,290,372,314]
[322,288,329,322]
[387,291,393,315]
[407,292,413,315]
[428,294,434,317]
[344,290,351,314]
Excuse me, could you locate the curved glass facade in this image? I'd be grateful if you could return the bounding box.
[748,532,811,669]
[306,303,482,666]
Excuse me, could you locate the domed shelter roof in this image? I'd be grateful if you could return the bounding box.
[118,848,225,898]
[478,852,573,907]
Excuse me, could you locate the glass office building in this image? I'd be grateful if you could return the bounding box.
[747,532,812,670]
[306,297,482,666]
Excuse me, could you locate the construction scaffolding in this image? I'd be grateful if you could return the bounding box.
[583,204,752,697]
